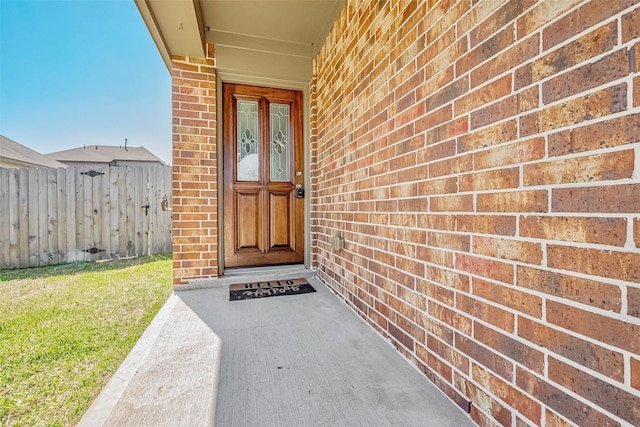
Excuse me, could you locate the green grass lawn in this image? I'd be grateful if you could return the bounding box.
[0,254,173,427]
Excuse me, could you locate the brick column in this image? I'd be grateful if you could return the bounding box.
[171,43,217,285]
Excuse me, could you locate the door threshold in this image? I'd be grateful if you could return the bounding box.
[175,264,314,291]
[224,264,307,276]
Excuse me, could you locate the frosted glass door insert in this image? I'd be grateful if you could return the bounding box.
[270,103,291,182]
[237,100,259,181]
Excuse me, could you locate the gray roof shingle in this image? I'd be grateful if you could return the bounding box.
[0,135,67,168]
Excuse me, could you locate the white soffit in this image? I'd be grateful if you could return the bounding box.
[205,1,343,57]
[136,0,344,74]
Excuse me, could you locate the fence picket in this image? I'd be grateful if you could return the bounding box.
[125,167,136,257]
[66,167,78,262]
[0,168,10,268]
[133,167,143,256]
[160,166,169,251]
[18,169,29,267]
[7,169,20,267]
[57,168,67,262]
[28,169,39,266]
[38,169,50,265]
[109,167,119,259]
[93,168,106,260]
[47,168,59,264]
[142,167,150,256]
[118,167,128,257]
[148,167,158,255]
[82,169,93,261]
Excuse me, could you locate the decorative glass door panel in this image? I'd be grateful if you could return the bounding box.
[223,84,304,268]
[237,101,259,182]
[270,103,290,182]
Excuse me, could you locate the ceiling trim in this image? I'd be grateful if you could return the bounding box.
[134,0,172,70]
[188,0,206,57]
[135,0,206,70]
[215,45,312,83]
[209,30,315,58]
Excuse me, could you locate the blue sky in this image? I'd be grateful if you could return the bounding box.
[1,0,172,163]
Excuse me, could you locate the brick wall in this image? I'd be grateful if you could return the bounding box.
[311,1,640,425]
[171,43,218,285]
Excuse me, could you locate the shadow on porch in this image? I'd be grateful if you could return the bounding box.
[79,266,473,426]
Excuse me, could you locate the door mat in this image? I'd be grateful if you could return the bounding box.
[229,278,315,301]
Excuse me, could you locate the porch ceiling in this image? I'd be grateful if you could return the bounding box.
[135,0,344,71]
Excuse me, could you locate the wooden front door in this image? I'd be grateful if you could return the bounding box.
[223,83,304,268]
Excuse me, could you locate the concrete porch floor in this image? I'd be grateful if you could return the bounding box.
[79,267,473,426]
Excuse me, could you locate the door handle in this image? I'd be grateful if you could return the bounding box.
[295,183,305,199]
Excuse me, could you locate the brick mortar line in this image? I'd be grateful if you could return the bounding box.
[431,3,637,92]
[318,97,637,162]
[467,75,630,123]
[325,233,640,266]
[322,162,640,192]
[634,145,640,181]
[451,369,526,426]
[315,107,636,165]
[311,212,635,223]
[314,236,639,291]
[460,40,634,104]
[520,361,637,426]
[392,285,640,406]
[315,175,639,192]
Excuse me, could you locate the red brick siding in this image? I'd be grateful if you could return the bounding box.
[311,1,640,425]
[171,44,218,285]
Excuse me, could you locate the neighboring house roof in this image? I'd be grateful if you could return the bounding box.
[48,145,166,166]
[0,135,67,169]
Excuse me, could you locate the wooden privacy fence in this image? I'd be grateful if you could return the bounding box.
[0,165,172,269]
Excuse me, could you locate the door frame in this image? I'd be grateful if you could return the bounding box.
[216,72,311,275]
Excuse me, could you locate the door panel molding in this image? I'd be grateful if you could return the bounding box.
[268,190,293,249]
[235,189,261,251]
